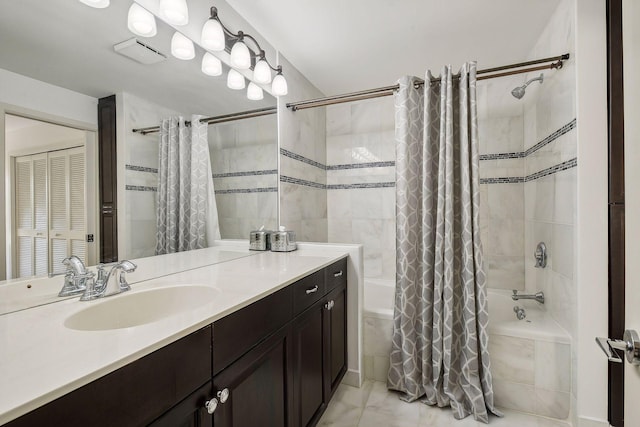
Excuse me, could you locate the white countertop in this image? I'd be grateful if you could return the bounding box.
[0,246,350,425]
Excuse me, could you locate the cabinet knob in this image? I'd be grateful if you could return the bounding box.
[325,300,335,310]
[333,271,343,277]
[217,388,230,404]
[205,398,218,414]
[306,285,319,295]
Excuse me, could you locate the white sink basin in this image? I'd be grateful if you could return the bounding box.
[64,285,218,331]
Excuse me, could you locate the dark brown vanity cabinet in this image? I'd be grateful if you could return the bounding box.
[4,258,348,427]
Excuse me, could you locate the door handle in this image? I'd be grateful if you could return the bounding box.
[596,329,640,365]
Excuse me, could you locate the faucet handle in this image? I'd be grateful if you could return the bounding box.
[114,260,137,292]
[512,290,518,295]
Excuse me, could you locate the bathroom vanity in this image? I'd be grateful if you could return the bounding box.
[0,249,355,427]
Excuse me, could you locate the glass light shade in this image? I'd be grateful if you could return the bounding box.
[227,69,245,90]
[230,40,251,70]
[201,53,222,76]
[201,19,225,51]
[272,73,288,96]
[247,82,264,100]
[127,3,157,37]
[79,0,110,8]
[171,32,195,60]
[253,59,272,84]
[159,0,188,25]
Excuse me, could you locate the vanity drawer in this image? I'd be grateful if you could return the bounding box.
[325,258,347,292]
[5,325,212,427]
[293,269,325,316]
[213,285,292,375]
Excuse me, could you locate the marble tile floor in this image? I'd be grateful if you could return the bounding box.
[318,381,571,427]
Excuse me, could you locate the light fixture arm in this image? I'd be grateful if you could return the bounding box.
[208,6,281,72]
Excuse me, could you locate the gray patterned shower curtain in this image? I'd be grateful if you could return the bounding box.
[156,115,220,255]
[387,64,499,423]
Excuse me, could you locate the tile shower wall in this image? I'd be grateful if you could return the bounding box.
[209,115,278,239]
[120,92,181,259]
[478,0,577,422]
[523,1,577,424]
[326,97,396,280]
[278,55,328,242]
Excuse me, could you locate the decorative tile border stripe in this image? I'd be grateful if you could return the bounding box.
[126,185,157,192]
[282,148,397,172]
[213,169,277,178]
[215,187,278,194]
[280,148,326,170]
[480,157,577,184]
[479,118,576,161]
[524,157,577,182]
[327,161,395,170]
[525,119,577,157]
[479,152,524,161]
[280,175,326,189]
[327,182,395,190]
[126,165,158,173]
[480,177,524,184]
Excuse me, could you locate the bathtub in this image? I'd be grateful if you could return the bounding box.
[362,278,571,421]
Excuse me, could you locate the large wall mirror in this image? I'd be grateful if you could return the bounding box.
[0,0,279,286]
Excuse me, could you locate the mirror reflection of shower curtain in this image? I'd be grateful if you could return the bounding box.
[155,115,220,255]
[388,65,500,423]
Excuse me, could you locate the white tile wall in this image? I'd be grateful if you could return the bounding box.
[326,97,396,280]
[277,55,328,242]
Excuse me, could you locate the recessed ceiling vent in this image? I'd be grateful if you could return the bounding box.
[114,38,167,65]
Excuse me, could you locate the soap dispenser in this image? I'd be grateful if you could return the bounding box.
[270,226,297,252]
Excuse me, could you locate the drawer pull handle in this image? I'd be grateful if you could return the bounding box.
[205,398,218,414]
[306,285,319,294]
[217,388,230,403]
[325,300,335,310]
[333,271,343,277]
[205,388,229,414]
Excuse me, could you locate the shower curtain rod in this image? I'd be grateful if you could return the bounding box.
[286,53,570,111]
[131,53,569,133]
[131,106,277,135]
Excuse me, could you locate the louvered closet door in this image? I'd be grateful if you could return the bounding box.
[15,154,48,278]
[49,147,86,274]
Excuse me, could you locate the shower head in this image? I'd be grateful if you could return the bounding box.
[511,73,544,99]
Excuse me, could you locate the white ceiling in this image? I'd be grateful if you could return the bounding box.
[227,0,563,95]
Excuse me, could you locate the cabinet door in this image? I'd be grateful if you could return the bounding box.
[213,326,291,427]
[149,382,213,427]
[292,300,325,427]
[324,283,347,401]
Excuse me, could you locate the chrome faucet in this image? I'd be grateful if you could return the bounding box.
[512,289,545,304]
[80,260,137,301]
[57,256,94,297]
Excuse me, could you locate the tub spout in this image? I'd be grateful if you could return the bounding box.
[512,290,545,304]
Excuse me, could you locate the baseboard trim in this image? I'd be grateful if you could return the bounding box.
[342,369,362,387]
[578,416,610,427]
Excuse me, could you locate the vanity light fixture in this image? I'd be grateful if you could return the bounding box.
[227,69,245,90]
[272,68,288,96]
[253,54,272,84]
[171,31,195,60]
[247,82,264,100]
[202,6,287,96]
[127,3,157,38]
[159,0,189,26]
[79,0,110,8]
[202,52,222,76]
[201,18,225,51]
[230,32,251,70]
